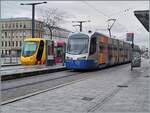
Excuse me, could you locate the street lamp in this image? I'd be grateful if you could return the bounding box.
[107,18,116,38]
[20,1,47,38]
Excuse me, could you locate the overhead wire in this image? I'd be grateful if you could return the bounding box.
[82,1,131,36]
[82,1,110,19]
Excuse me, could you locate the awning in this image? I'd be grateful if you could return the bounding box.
[134,10,149,32]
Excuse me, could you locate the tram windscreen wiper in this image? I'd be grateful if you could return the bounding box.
[78,46,87,54]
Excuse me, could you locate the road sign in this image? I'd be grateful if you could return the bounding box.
[126,33,134,41]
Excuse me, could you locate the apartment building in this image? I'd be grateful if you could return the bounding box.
[0,18,44,57]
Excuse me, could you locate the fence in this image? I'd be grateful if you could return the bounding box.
[0,57,20,65]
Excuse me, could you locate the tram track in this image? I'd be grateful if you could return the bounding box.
[1,70,90,103]
[1,73,94,105]
[1,63,130,103]
[1,70,84,91]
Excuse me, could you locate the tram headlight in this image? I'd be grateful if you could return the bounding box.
[77,56,86,60]
[66,56,73,60]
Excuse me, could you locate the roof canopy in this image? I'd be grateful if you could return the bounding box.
[134,10,149,32]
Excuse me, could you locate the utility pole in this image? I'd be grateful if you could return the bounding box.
[131,37,134,71]
[126,33,134,71]
[21,1,47,38]
[10,18,13,64]
[0,0,2,68]
[107,19,116,38]
[72,20,90,32]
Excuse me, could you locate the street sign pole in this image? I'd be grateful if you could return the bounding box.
[126,33,134,71]
[131,37,134,71]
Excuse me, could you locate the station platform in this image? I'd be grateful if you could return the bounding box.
[2,59,149,113]
[1,64,66,81]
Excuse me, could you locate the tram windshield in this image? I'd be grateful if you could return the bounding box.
[67,34,89,54]
[22,41,38,57]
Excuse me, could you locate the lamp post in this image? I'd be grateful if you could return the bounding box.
[21,1,47,38]
[107,19,116,38]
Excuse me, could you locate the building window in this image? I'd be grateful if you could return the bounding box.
[13,23,15,28]
[20,23,22,28]
[5,50,7,55]
[20,41,22,47]
[5,32,7,38]
[5,23,8,28]
[9,41,11,46]
[2,24,4,28]
[16,23,18,28]
[2,50,3,55]
[16,41,18,47]
[9,24,11,28]
[8,32,11,37]
[5,41,7,47]
[23,24,26,28]
[2,41,4,47]
[9,50,11,55]
[12,41,14,47]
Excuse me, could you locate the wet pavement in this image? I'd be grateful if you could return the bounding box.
[0,64,64,76]
[1,59,149,113]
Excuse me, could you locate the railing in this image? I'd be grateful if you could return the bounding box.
[1,57,20,65]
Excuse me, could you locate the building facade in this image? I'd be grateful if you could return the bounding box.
[44,26,71,43]
[0,18,44,57]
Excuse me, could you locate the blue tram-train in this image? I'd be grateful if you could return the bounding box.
[65,32,140,70]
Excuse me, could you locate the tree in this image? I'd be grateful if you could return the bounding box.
[40,8,66,39]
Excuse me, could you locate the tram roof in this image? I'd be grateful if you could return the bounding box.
[69,32,109,38]
[134,10,149,32]
[69,32,92,37]
[24,38,52,42]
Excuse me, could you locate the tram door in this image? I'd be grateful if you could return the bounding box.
[46,40,54,66]
[36,40,44,64]
[99,36,108,65]
[55,42,66,64]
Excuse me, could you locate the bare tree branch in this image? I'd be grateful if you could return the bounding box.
[39,8,67,39]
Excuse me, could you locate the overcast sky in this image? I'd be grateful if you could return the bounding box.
[1,1,149,48]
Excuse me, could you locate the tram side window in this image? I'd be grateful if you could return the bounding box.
[56,47,62,57]
[48,41,54,55]
[90,38,96,55]
[99,44,104,53]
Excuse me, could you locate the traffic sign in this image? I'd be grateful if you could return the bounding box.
[126,33,134,41]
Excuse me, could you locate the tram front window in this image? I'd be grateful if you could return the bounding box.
[67,35,89,54]
[22,41,37,57]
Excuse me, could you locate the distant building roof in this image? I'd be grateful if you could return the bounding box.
[134,10,149,32]
[0,17,71,32]
[0,17,43,23]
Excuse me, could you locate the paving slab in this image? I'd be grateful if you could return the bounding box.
[1,64,66,81]
[1,59,149,113]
